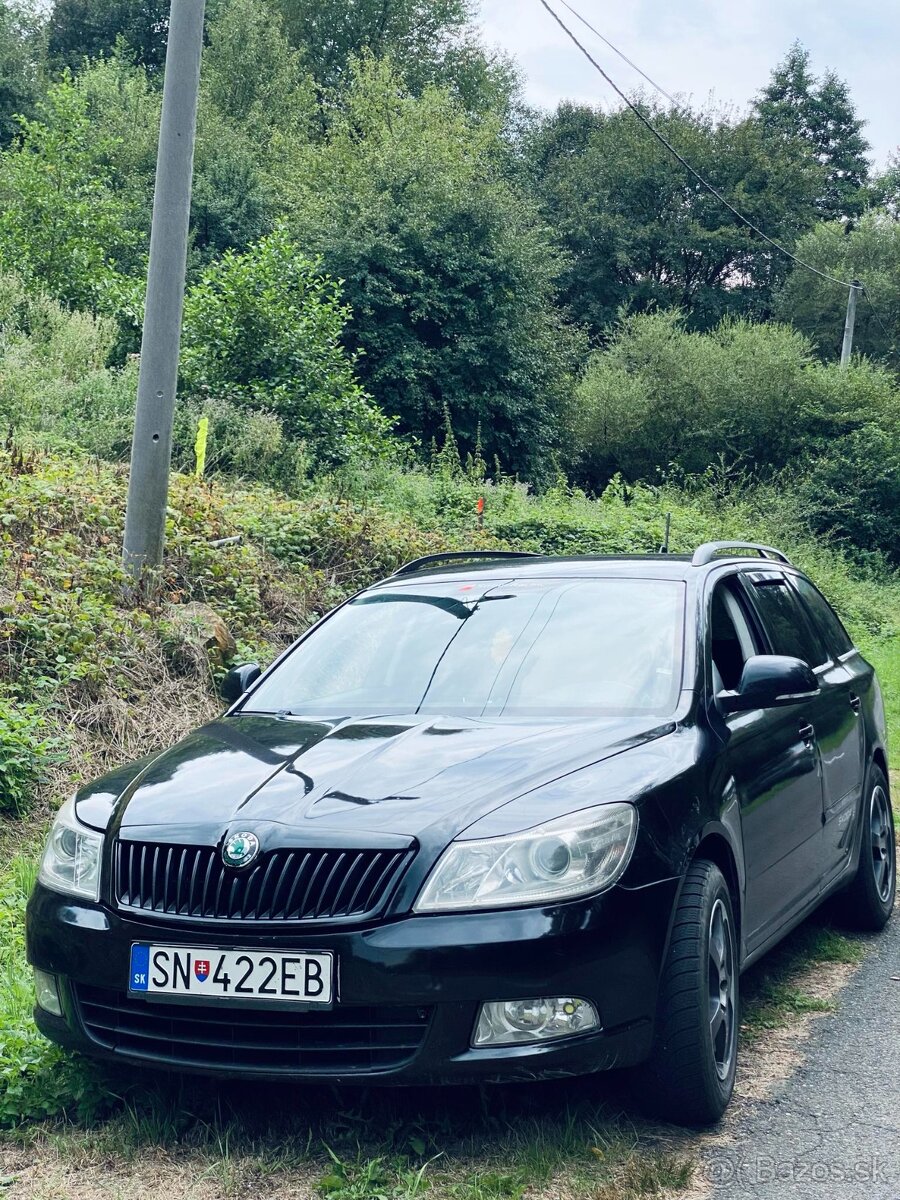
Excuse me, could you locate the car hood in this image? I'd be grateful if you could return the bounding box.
[78,712,675,850]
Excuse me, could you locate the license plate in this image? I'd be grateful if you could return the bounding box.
[128,943,334,1005]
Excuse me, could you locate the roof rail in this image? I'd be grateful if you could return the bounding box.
[692,541,792,568]
[392,550,540,577]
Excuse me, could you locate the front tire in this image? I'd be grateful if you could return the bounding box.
[836,766,895,931]
[636,860,738,1126]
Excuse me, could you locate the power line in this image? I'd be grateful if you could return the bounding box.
[537,0,857,292]
[862,286,894,343]
[541,0,899,353]
[556,0,680,107]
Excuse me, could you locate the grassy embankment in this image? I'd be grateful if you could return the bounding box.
[0,442,897,1197]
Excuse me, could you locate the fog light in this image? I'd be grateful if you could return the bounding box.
[473,997,599,1046]
[33,969,62,1017]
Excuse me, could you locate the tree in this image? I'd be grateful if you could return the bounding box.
[755,42,870,222]
[188,0,314,263]
[282,58,582,477]
[65,54,160,275]
[46,0,171,73]
[0,1,45,145]
[179,228,393,466]
[0,76,135,310]
[870,154,900,217]
[774,212,900,363]
[276,0,518,122]
[201,0,311,140]
[526,100,823,338]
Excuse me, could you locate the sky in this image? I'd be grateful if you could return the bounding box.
[478,0,899,167]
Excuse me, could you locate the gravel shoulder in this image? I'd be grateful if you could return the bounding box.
[699,910,900,1199]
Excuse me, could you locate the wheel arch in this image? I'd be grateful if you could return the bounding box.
[694,831,742,944]
[872,746,889,791]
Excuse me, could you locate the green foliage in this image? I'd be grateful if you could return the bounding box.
[0,76,135,311]
[0,857,109,1125]
[0,702,61,815]
[863,638,900,770]
[275,0,518,121]
[318,1146,432,1200]
[871,153,900,214]
[189,0,315,266]
[755,41,870,222]
[775,212,900,363]
[525,100,822,336]
[180,229,394,467]
[0,0,45,146]
[795,425,900,562]
[202,0,312,140]
[286,58,582,476]
[0,271,137,450]
[68,53,161,279]
[572,311,900,509]
[47,0,171,73]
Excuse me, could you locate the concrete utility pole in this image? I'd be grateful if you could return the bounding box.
[123,0,206,581]
[840,280,862,370]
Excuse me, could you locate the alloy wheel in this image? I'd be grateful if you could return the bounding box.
[707,898,737,1081]
[870,784,895,905]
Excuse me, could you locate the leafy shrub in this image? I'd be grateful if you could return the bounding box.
[795,424,900,563]
[170,397,313,494]
[0,78,136,312]
[0,271,137,455]
[573,311,900,495]
[0,858,109,1126]
[180,229,395,468]
[0,702,61,816]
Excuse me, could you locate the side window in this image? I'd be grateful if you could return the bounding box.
[709,580,759,692]
[792,576,855,657]
[749,576,829,668]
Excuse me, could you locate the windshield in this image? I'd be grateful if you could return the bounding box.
[247,577,685,720]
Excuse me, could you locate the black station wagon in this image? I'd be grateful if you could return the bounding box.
[27,542,895,1124]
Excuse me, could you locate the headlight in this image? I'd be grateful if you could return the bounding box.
[38,795,104,902]
[414,802,637,913]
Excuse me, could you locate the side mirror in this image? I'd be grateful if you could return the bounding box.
[718,654,819,713]
[222,663,261,703]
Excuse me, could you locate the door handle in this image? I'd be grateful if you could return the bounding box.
[849,694,861,714]
[798,723,815,742]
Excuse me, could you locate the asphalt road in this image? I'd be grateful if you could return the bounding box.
[701,912,900,1200]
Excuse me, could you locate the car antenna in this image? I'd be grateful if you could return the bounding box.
[659,512,672,554]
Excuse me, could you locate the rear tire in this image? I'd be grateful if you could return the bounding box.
[835,766,895,932]
[635,860,738,1126]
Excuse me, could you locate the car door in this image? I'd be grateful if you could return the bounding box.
[709,574,823,951]
[790,574,866,885]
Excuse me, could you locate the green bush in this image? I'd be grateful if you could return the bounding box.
[0,858,108,1125]
[795,425,900,563]
[0,271,137,455]
[0,77,136,312]
[573,311,900,496]
[180,228,395,468]
[0,702,61,816]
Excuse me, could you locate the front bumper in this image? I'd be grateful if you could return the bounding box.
[26,878,678,1084]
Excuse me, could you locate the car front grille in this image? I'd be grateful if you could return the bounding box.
[74,985,431,1073]
[113,840,413,922]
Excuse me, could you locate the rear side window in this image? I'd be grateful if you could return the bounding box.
[792,576,855,657]
[749,576,830,668]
